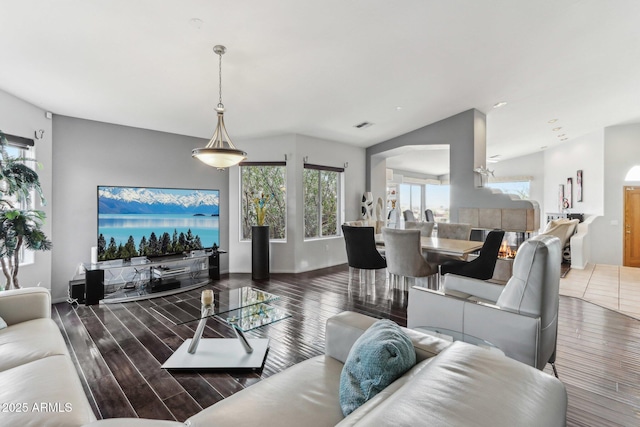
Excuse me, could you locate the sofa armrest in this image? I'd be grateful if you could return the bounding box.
[443,274,504,303]
[325,311,377,364]
[408,286,541,368]
[463,302,541,368]
[83,419,184,427]
[0,287,51,325]
[325,311,452,365]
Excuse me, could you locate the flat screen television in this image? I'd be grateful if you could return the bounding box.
[97,186,220,261]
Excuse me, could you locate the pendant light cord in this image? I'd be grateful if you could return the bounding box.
[218,50,224,109]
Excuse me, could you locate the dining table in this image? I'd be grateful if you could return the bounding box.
[374,234,484,258]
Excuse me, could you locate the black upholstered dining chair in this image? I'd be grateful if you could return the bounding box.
[341,225,387,283]
[425,209,435,222]
[440,229,505,280]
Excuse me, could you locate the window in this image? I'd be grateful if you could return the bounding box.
[486,180,531,199]
[398,183,423,221]
[303,164,342,238]
[425,184,450,223]
[2,139,36,265]
[240,162,287,240]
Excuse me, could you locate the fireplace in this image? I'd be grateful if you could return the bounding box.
[493,232,526,283]
[498,239,517,259]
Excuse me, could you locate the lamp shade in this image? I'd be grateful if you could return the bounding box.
[192,45,247,169]
[192,147,247,168]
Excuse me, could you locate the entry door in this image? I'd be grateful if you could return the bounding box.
[624,186,640,267]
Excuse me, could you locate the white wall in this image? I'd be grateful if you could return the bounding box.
[52,116,229,303]
[0,89,53,290]
[229,134,366,273]
[590,123,640,265]
[543,130,604,218]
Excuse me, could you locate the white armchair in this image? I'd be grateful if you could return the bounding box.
[407,235,562,373]
[540,218,579,262]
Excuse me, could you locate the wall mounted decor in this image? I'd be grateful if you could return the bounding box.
[558,184,565,212]
[566,178,573,208]
[577,170,583,202]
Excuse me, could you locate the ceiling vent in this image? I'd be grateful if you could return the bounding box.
[354,121,374,129]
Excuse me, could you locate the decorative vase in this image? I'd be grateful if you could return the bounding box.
[361,192,373,219]
[256,206,267,226]
[252,225,270,280]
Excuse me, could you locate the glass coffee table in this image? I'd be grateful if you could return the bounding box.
[160,287,291,370]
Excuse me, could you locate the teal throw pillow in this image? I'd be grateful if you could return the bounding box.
[0,316,6,330]
[339,319,416,416]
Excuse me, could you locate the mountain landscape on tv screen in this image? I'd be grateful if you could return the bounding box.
[98,187,219,215]
[97,186,220,261]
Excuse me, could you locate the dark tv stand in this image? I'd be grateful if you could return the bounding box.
[73,250,226,305]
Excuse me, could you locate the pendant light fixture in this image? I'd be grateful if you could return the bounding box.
[192,45,247,168]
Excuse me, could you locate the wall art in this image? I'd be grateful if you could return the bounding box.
[558,184,565,212]
[577,170,583,202]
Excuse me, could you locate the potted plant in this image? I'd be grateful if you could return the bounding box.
[0,130,52,290]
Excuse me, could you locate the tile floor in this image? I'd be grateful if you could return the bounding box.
[560,263,640,319]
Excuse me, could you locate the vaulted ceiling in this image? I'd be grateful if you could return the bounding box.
[2,1,639,166]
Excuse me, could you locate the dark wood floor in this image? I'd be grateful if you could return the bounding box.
[54,266,640,426]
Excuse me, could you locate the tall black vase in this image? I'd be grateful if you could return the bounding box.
[252,225,270,280]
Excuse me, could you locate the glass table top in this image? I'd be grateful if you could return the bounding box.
[151,286,291,331]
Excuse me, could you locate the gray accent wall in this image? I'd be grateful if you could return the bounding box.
[366,109,537,223]
[52,116,229,303]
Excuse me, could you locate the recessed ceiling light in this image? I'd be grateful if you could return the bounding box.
[395,106,403,111]
[189,18,203,29]
[561,138,568,141]
[493,101,507,108]
[557,134,566,138]
[552,127,562,131]
[548,119,558,124]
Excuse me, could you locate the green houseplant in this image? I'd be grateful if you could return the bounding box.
[0,130,52,290]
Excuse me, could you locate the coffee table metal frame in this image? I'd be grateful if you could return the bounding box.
[161,287,290,370]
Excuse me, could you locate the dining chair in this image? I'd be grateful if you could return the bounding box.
[436,223,472,240]
[382,228,438,289]
[440,229,505,281]
[404,221,435,237]
[342,225,387,284]
[403,210,416,222]
[425,209,435,222]
[430,222,472,264]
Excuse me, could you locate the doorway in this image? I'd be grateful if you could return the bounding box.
[624,186,640,267]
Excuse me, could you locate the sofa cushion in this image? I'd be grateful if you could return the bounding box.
[339,319,416,416]
[0,355,97,427]
[186,355,346,427]
[352,342,567,427]
[326,311,452,365]
[336,357,434,427]
[0,318,69,372]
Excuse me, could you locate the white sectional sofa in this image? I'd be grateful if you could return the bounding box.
[0,287,96,427]
[0,288,567,427]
